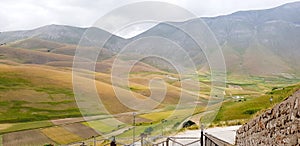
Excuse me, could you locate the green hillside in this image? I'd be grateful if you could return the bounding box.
[211,83,300,126]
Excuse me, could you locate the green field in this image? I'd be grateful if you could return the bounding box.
[0,68,81,123]
[210,83,300,126]
[82,118,123,134]
[0,121,53,134]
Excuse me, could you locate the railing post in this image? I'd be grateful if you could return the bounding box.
[166,138,169,146]
[201,124,204,146]
[110,136,116,146]
[92,136,96,146]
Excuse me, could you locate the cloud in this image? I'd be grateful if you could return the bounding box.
[115,22,157,38]
[174,0,300,17]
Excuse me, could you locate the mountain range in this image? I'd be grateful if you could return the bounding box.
[1,1,300,77]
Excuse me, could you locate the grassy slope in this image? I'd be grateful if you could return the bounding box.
[9,38,65,50]
[1,62,298,131]
[1,44,300,144]
[0,61,207,143]
[0,46,74,64]
[0,64,80,123]
[212,83,300,126]
[0,62,198,122]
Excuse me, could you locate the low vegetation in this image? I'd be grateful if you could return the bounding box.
[211,83,300,126]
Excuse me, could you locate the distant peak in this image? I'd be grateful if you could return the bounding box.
[281,1,300,9]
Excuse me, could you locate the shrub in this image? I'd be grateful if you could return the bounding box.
[144,127,153,134]
[182,120,196,128]
[243,109,261,115]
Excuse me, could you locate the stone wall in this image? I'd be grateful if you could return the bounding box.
[235,90,300,145]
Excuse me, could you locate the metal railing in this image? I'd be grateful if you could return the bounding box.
[69,130,233,146]
[151,133,233,146]
[203,133,232,146]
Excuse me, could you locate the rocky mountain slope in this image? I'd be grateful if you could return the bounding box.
[0,2,300,76]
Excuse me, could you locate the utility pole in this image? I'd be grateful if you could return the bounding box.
[161,119,167,136]
[133,112,136,146]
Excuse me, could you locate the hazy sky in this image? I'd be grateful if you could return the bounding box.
[1,0,299,35]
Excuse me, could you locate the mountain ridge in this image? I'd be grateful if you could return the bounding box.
[2,1,300,40]
[0,1,300,76]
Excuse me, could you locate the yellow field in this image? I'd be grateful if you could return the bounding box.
[0,124,12,131]
[41,126,83,144]
[139,108,197,122]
